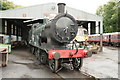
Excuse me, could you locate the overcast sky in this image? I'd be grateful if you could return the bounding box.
[8,0,110,14]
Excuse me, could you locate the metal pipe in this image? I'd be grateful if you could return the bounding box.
[57,3,66,13]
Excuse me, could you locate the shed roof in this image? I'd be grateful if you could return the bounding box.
[0,3,102,21]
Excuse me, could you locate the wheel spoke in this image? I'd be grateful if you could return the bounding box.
[73,57,83,70]
[49,59,58,73]
[40,51,47,64]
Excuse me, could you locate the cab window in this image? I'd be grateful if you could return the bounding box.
[84,30,88,35]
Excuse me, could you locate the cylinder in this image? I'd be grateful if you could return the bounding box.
[57,3,66,13]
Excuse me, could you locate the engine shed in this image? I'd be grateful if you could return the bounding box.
[0,3,103,42]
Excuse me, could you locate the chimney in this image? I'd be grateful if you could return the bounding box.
[57,3,66,13]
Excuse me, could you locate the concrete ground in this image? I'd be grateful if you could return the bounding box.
[81,46,119,78]
[1,46,119,79]
[1,46,95,79]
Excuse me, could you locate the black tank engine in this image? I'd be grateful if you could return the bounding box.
[28,3,92,73]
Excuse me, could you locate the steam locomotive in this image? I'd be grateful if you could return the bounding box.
[28,3,92,73]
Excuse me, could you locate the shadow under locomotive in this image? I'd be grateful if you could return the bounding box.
[27,3,92,73]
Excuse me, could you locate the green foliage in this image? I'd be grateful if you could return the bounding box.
[96,0,120,33]
[0,0,22,10]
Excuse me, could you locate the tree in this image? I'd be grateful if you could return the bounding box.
[96,0,120,33]
[0,0,22,10]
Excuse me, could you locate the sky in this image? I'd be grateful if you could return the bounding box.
[8,0,110,14]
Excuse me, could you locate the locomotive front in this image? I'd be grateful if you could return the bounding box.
[49,3,78,44]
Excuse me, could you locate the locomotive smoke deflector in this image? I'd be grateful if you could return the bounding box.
[57,3,66,13]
